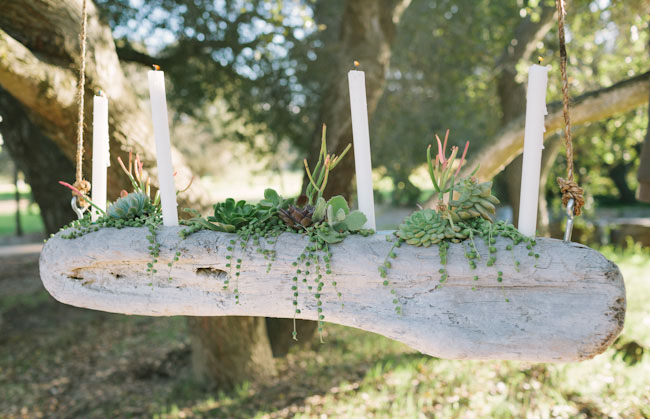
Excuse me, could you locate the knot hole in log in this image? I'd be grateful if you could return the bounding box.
[195,267,228,282]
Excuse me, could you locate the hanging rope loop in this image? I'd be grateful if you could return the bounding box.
[71,0,91,213]
[555,0,584,217]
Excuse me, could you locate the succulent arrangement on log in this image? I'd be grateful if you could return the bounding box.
[380,131,537,307]
[57,152,196,278]
[58,153,163,232]
[180,125,372,340]
[52,127,544,343]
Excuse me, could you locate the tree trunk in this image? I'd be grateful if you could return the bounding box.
[537,136,562,237]
[0,87,76,234]
[265,317,319,357]
[636,89,650,202]
[266,0,412,353]
[14,163,22,236]
[0,0,274,387]
[187,317,276,388]
[306,0,411,201]
[609,163,637,203]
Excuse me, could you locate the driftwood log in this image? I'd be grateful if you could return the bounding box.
[40,227,625,362]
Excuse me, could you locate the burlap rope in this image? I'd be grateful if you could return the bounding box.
[73,0,91,207]
[555,0,585,216]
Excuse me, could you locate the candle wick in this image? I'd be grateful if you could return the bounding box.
[537,56,543,65]
[152,64,161,71]
[353,60,360,70]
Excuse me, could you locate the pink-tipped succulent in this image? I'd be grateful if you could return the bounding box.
[427,129,470,202]
[117,152,161,206]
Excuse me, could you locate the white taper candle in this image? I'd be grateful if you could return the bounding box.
[348,69,376,231]
[91,93,109,221]
[518,64,550,237]
[148,69,178,226]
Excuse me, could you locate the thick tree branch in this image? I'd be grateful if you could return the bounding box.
[114,40,158,66]
[468,71,650,183]
[0,1,209,211]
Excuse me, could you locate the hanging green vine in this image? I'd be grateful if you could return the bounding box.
[181,125,373,340]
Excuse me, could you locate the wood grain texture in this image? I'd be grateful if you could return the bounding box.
[40,228,626,362]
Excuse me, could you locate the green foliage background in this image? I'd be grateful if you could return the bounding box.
[95,0,649,207]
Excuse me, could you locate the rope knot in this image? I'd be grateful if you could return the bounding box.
[557,177,584,216]
[73,179,91,208]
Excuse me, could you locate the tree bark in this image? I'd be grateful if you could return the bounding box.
[0,0,274,387]
[13,163,23,236]
[609,163,637,203]
[265,316,318,357]
[636,90,650,202]
[187,316,276,388]
[537,135,562,236]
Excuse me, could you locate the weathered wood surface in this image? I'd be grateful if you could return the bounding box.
[40,228,626,362]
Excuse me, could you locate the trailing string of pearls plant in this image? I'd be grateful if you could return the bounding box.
[180,125,372,341]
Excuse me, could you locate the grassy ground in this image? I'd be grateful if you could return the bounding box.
[0,191,30,201]
[0,211,44,236]
[0,182,44,237]
[0,244,648,418]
